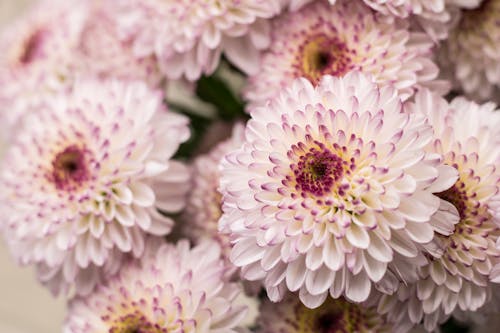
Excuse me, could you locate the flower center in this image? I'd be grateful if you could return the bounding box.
[110,312,167,333]
[315,312,344,333]
[458,0,499,33]
[295,298,389,333]
[291,147,344,196]
[19,29,47,65]
[51,145,90,191]
[436,184,467,220]
[299,34,354,84]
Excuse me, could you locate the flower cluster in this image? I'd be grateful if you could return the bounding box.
[0,0,499,333]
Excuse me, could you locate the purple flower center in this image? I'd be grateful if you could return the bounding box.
[437,184,467,220]
[51,145,89,191]
[292,148,344,196]
[20,29,47,65]
[436,175,495,248]
[298,33,355,84]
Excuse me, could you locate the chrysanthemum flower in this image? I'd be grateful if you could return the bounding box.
[366,0,481,40]
[0,0,85,78]
[364,0,480,20]
[74,0,162,87]
[115,0,282,81]
[281,0,335,11]
[219,72,458,307]
[258,293,393,333]
[0,0,86,141]
[244,0,447,109]
[184,124,245,260]
[453,285,500,333]
[0,0,163,146]
[440,0,500,101]
[0,79,190,296]
[281,0,481,40]
[377,90,500,332]
[64,239,247,333]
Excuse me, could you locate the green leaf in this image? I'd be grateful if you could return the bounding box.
[196,75,246,120]
[168,103,213,159]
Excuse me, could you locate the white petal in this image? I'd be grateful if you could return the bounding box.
[230,238,265,267]
[345,224,370,249]
[286,257,307,292]
[405,221,435,244]
[299,287,327,309]
[345,271,371,302]
[367,232,393,263]
[390,232,418,258]
[115,205,135,227]
[362,251,387,282]
[130,182,156,207]
[305,266,334,296]
[305,246,323,271]
[323,237,345,270]
[429,261,447,285]
[329,270,345,298]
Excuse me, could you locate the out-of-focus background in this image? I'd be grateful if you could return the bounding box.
[0,1,65,332]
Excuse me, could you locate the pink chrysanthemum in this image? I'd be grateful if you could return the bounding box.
[0,0,163,145]
[258,293,393,333]
[0,79,191,296]
[74,0,162,87]
[244,0,447,109]
[219,72,458,308]
[0,0,85,80]
[377,90,500,332]
[363,0,480,17]
[0,0,86,140]
[115,0,281,81]
[184,124,245,260]
[281,0,335,11]
[64,239,247,333]
[281,0,480,40]
[365,0,481,40]
[440,0,500,101]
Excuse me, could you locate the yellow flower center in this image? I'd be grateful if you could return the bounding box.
[295,298,389,333]
[458,0,500,35]
[109,312,166,333]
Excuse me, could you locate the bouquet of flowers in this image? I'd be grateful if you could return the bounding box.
[0,0,499,332]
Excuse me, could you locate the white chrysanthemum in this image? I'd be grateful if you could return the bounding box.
[258,293,393,333]
[219,72,458,308]
[244,0,447,109]
[115,0,281,81]
[64,239,247,333]
[440,0,500,101]
[377,90,500,332]
[0,79,191,296]
[184,124,245,260]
